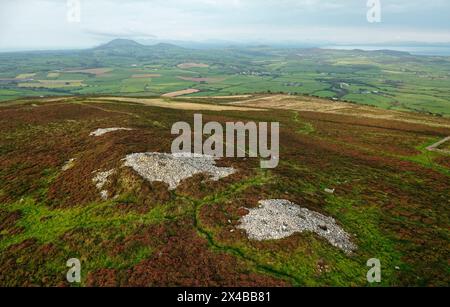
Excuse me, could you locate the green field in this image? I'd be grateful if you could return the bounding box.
[1,39,449,116]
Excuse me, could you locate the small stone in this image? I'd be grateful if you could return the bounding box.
[100,190,109,200]
[90,127,133,137]
[318,224,328,232]
[62,158,76,171]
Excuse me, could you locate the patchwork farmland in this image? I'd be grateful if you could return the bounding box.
[1,39,450,117]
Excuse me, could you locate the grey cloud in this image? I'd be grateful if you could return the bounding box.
[0,0,449,50]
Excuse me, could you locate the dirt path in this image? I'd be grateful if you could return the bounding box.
[162,89,200,98]
[426,136,450,154]
[187,172,302,286]
[184,95,253,99]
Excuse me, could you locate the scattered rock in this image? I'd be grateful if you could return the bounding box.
[61,158,76,171]
[123,152,236,190]
[324,188,335,194]
[237,199,357,254]
[90,128,133,137]
[317,259,330,273]
[92,169,115,200]
[100,190,109,200]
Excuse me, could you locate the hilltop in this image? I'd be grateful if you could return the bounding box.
[94,38,146,49]
[0,94,448,286]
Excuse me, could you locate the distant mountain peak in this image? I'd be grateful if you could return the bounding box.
[96,39,144,49]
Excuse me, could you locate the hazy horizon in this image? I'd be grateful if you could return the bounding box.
[1,0,450,51]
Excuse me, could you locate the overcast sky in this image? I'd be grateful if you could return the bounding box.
[1,0,450,50]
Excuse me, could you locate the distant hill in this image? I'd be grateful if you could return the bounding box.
[95,39,146,50]
[94,39,185,51]
[375,49,411,56]
[150,42,185,50]
[91,39,186,58]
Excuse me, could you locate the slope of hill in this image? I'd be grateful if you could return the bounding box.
[94,39,146,50]
[0,95,448,286]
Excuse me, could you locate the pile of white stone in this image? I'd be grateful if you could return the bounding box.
[237,199,356,254]
[123,152,236,190]
[90,128,133,137]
